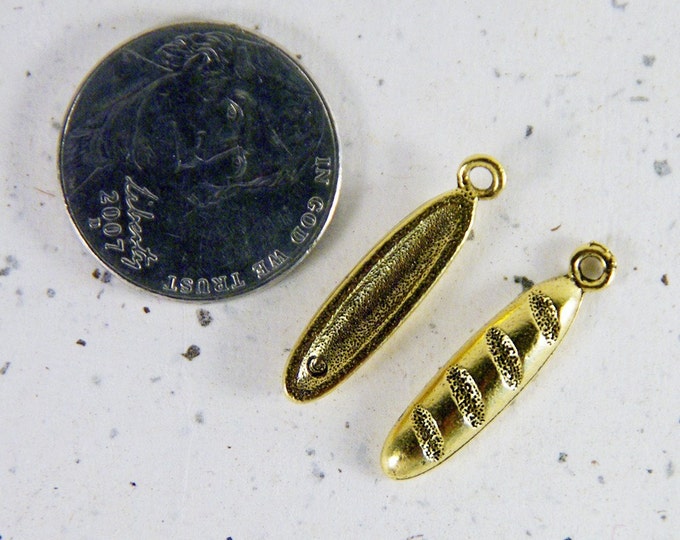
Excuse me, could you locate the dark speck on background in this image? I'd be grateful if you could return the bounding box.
[558,452,568,463]
[0,362,10,375]
[661,274,669,285]
[76,339,86,346]
[514,275,535,291]
[525,125,533,138]
[312,463,325,480]
[143,306,151,313]
[0,255,19,276]
[182,345,201,360]
[46,288,56,298]
[197,308,213,327]
[92,268,112,283]
[195,411,205,424]
[643,55,656,66]
[130,481,137,487]
[499,212,520,228]
[654,160,671,176]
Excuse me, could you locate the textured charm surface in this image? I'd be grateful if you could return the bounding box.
[486,327,522,390]
[285,155,506,401]
[59,22,340,300]
[446,367,485,428]
[529,291,561,344]
[382,242,616,479]
[411,405,444,462]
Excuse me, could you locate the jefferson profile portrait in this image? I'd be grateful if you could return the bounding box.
[63,29,327,208]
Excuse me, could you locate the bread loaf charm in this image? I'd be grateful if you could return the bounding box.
[285,155,506,401]
[382,242,616,479]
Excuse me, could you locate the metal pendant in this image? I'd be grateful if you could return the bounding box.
[381,242,616,479]
[285,155,506,401]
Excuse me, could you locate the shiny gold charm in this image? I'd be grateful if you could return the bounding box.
[285,155,506,401]
[382,242,616,479]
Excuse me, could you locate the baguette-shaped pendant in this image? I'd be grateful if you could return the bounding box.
[285,155,506,401]
[382,242,616,479]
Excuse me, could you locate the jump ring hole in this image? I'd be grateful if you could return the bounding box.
[457,154,506,199]
[570,242,616,290]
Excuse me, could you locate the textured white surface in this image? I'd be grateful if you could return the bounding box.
[1,1,678,539]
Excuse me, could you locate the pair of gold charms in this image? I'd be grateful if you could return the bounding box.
[283,155,616,480]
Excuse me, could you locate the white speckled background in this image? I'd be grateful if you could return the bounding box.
[1,1,678,539]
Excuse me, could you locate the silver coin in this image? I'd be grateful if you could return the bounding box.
[59,22,340,300]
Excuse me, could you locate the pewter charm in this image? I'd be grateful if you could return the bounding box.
[382,243,616,479]
[285,155,506,401]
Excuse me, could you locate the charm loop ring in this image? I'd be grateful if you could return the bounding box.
[456,154,506,199]
[570,242,616,290]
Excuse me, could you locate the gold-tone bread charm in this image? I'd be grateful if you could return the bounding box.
[285,155,506,401]
[382,242,616,479]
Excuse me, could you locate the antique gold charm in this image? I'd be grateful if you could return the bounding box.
[285,155,506,401]
[381,242,616,479]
